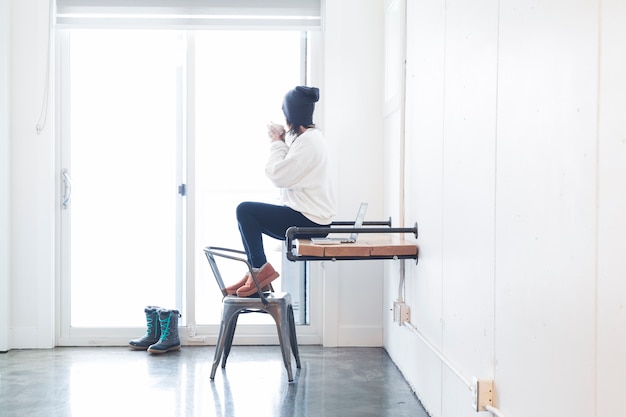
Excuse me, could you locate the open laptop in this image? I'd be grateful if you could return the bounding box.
[310,203,368,245]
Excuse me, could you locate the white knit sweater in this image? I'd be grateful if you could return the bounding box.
[265,128,336,225]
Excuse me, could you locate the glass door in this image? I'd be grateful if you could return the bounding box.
[58,30,186,342]
[192,31,303,326]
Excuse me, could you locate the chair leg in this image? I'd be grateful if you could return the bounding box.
[211,318,228,380]
[266,304,294,382]
[221,312,240,368]
[211,305,239,379]
[288,304,301,369]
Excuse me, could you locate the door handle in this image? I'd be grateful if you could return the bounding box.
[62,169,72,209]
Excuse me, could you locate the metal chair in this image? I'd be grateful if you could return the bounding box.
[203,246,301,382]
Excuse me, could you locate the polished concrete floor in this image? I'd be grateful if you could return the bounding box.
[0,346,429,417]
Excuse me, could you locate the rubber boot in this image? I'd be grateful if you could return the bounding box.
[147,309,182,354]
[128,306,162,350]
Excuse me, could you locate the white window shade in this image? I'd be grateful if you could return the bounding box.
[56,0,321,29]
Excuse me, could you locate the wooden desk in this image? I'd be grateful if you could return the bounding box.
[285,221,419,263]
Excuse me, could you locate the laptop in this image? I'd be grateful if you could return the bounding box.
[310,203,368,245]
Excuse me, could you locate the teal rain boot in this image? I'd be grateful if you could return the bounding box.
[128,306,162,350]
[147,309,182,354]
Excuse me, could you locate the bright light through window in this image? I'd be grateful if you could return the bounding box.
[68,30,184,327]
[193,31,303,325]
[65,29,306,328]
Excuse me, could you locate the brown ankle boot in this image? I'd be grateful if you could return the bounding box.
[224,273,250,295]
[236,263,279,297]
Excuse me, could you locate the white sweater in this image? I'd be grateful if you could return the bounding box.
[265,128,336,225]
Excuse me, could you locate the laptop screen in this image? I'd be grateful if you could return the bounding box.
[349,203,368,240]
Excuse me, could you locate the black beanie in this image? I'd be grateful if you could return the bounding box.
[282,86,320,128]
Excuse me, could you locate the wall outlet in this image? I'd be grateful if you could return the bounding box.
[471,377,494,411]
[393,301,410,325]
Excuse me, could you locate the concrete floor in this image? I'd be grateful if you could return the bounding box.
[0,345,429,417]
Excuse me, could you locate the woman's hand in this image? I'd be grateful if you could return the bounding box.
[267,122,286,142]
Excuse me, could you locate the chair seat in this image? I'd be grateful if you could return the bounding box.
[222,291,292,308]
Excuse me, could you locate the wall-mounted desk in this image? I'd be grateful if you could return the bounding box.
[285,220,419,263]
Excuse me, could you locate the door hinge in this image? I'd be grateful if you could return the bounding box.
[178,183,186,196]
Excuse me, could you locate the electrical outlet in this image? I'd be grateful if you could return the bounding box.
[400,303,410,323]
[393,301,410,325]
[471,377,494,411]
[393,302,401,324]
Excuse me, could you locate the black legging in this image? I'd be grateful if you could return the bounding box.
[236,202,329,268]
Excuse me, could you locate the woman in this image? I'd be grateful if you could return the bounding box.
[227,86,335,297]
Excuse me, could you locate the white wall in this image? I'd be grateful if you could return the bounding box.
[596,1,626,414]
[0,0,11,352]
[495,1,597,415]
[6,0,55,349]
[321,0,386,346]
[384,1,626,417]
